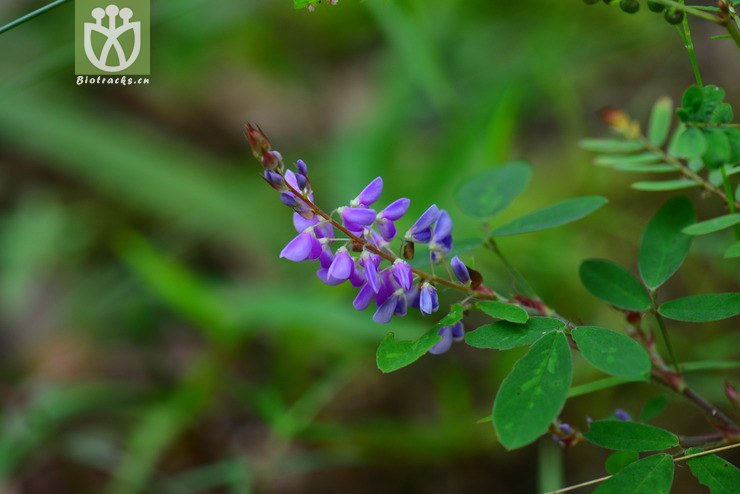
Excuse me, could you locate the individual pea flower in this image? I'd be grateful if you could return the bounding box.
[373,288,408,324]
[360,251,381,293]
[419,282,439,315]
[263,170,285,191]
[429,209,453,262]
[326,247,354,282]
[391,259,413,291]
[350,177,383,208]
[428,322,464,354]
[614,409,632,421]
[375,198,410,241]
[293,213,333,239]
[404,205,440,243]
[280,231,322,262]
[339,207,377,232]
[450,256,471,284]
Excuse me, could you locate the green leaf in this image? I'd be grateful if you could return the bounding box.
[492,332,572,450]
[685,447,740,494]
[658,293,740,322]
[579,259,651,311]
[475,301,529,324]
[584,420,679,452]
[631,179,700,191]
[727,128,740,163]
[648,97,673,147]
[568,376,635,398]
[710,102,734,124]
[699,85,726,121]
[702,128,731,169]
[465,317,565,350]
[580,138,644,153]
[682,213,740,235]
[605,451,640,475]
[640,396,669,422]
[674,127,707,159]
[725,240,740,259]
[571,326,651,380]
[610,164,676,173]
[639,196,695,289]
[595,152,662,166]
[593,454,674,494]
[376,304,464,373]
[681,86,704,117]
[492,196,607,236]
[455,162,532,219]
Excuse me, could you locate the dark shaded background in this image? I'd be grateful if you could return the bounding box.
[0,0,738,492]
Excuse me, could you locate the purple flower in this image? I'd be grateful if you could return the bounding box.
[428,322,464,355]
[327,247,353,281]
[296,159,309,176]
[316,268,345,286]
[353,283,376,310]
[392,259,413,291]
[360,251,381,293]
[615,409,632,421]
[379,198,410,221]
[280,232,321,262]
[340,207,377,231]
[374,269,395,307]
[450,256,471,284]
[318,241,334,269]
[430,209,453,262]
[419,282,439,315]
[373,288,405,324]
[405,205,439,243]
[349,261,366,288]
[351,177,383,207]
[559,423,574,435]
[263,170,284,190]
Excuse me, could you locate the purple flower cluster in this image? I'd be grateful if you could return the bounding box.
[249,125,471,353]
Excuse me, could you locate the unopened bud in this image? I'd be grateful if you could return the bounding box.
[245,124,271,161]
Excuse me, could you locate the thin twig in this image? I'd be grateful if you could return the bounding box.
[0,0,70,35]
[545,442,740,494]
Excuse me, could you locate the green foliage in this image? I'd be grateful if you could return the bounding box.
[630,179,700,191]
[493,332,571,450]
[584,420,679,452]
[639,196,695,289]
[683,213,740,235]
[658,293,740,322]
[571,326,651,380]
[593,454,674,494]
[639,396,669,422]
[673,127,707,159]
[648,97,673,147]
[465,317,564,350]
[376,305,464,373]
[579,259,651,311]
[725,240,740,258]
[605,451,639,475]
[491,196,607,236]
[455,162,532,219]
[685,448,740,494]
[579,138,644,153]
[475,300,529,324]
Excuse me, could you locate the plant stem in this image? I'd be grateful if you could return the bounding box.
[640,137,740,209]
[0,0,70,35]
[651,292,682,375]
[678,2,704,88]
[484,238,538,299]
[720,166,740,240]
[650,0,722,23]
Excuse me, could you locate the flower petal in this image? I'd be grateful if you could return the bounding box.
[341,207,377,226]
[408,205,439,235]
[432,209,452,242]
[353,283,376,311]
[380,198,410,221]
[429,326,454,354]
[450,256,471,284]
[353,177,383,207]
[392,260,413,291]
[327,249,353,281]
[279,233,314,262]
[293,212,317,232]
[373,295,398,324]
[376,219,397,241]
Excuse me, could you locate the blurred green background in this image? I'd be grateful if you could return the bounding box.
[0,0,738,492]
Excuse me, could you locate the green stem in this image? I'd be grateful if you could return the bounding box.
[650,0,723,23]
[0,0,70,35]
[679,2,704,88]
[484,238,538,299]
[720,166,740,240]
[651,291,681,375]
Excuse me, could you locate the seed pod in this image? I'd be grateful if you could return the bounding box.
[402,241,415,261]
[664,7,684,24]
[620,0,640,13]
[647,0,664,13]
